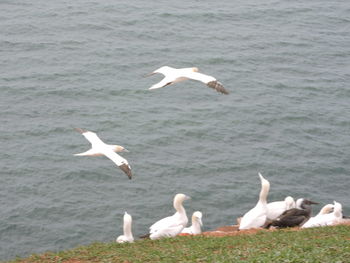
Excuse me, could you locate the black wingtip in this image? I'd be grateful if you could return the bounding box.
[119,163,132,179]
[207,81,229,95]
[74,127,87,134]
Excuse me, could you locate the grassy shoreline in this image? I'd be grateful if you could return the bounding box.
[6,225,350,263]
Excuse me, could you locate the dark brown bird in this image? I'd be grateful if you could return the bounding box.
[267,199,318,228]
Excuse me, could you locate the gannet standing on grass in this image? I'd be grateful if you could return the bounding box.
[116,212,134,243]
[146,66,229,94]
[181,211,203,235]
[74,128,132,179]
[266,196,296,221]
[239,173,270,230]
[148,193,190,240]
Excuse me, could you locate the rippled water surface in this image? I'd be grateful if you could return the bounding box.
[1,0,350,260]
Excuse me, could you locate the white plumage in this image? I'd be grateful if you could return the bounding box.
[302,201,343,228]
[239,173,270,230]
[149,193,190,240]
[181,211,203,235]
[74,128,132,179]
[147,66,229,94]
[266,196,296,221]
[116,212,134,243]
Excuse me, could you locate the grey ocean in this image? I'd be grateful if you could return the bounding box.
[1,0,349,260]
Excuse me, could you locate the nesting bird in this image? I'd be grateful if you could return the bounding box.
[148,193,190,240]
[267,198,318,228]
[302,201,343,228]
[116,212,134,243]
[239,173,270,230]
[74,128,132,179]
[181,211,203,235]
[146,66,229,94]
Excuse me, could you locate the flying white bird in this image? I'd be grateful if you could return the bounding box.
[148,193,190,240]
[181,211,203,235]
[116,212,134,243]
[74,128,132,179]
[239,173,270,230]
[146,66,229,94]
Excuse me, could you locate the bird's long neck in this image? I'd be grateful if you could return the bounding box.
[192,218,201,233]
[174,199,186,215]
[301,204,312,217]
[259,183,270,205]
[123,218,133,239]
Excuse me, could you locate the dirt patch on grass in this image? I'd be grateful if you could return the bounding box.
[181,221,350,237]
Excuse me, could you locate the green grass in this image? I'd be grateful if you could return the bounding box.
[7,225,350,263]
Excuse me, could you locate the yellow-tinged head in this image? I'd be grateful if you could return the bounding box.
[113,145,129,153]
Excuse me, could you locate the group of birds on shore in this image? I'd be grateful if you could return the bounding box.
[238,173,345,230]
[115,173,346,243]
[116,193,201,243]
[71,66,345,244]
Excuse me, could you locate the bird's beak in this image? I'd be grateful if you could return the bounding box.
[198,218,203,227]
[305,200,319,205]
[123,148,129,152]
[185,195,191,200]
[144,72,155,78]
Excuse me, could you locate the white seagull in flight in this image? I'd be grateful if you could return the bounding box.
[74,128,132,179]
[146,66,229,95]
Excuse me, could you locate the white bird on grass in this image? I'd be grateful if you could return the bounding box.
[146,66,229,94]
[239,173,270,230]
[181,211,203,235]
[148,193,190,240]
[301,203,334,228]
[266,196,296,221]
[302,201,343,228]
[74,128,132,179]
[116,212,134,243]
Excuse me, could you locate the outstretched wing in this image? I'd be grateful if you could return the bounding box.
[149,77,173,90]
[75,128,104,146]
[103,149,132,179]
[182,71,229,94]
